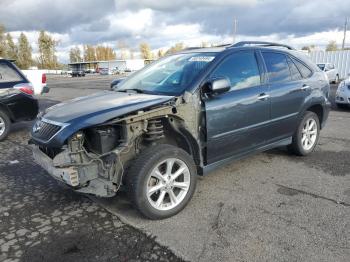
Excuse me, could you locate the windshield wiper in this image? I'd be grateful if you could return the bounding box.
[118,88,145,94]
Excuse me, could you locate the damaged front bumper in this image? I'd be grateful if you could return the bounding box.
[32,145,117,197]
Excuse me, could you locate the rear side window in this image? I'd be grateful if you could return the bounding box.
[292,58,313,78]
[0,62,22,83]
[262,52,290,83]
[286,57,302,81]
[210,51,261,90]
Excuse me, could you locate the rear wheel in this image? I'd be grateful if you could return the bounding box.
[0,110,11,141]
[126,144,197,219]
[288,111,320,156]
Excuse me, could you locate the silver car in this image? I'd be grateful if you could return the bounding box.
[317,63,340,84]
[335,76,350,108]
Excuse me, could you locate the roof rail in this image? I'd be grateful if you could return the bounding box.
[230,41,295,50]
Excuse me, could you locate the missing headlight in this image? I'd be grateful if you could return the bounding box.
[84,126,121,154]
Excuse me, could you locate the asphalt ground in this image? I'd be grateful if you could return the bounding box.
[1,74,349,262]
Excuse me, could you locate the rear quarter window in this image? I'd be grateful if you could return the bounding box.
[0,62,23,83]
[292,58,313,78]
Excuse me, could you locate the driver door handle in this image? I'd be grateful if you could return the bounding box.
[257,93,270,101]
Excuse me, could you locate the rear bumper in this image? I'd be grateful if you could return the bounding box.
[32,145,116,197]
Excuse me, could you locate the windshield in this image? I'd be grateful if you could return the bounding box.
[317,64,325,71]
[117,52,217,95]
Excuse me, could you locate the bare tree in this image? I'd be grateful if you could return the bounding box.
[139,42,153,60]
[326,41,338,51]
[69,46,82,63]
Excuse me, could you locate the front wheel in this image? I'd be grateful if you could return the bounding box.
[126,144,197,219]
[288,111,320,156]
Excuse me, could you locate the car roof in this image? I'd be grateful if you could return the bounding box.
[179,41,296,54]
[177,41,319,72]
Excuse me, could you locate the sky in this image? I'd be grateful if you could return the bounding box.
[1,0,350,63]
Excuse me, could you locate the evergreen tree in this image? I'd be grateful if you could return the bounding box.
[17,33,33,69]
[37,30,58,69]
[0,24,6,57]
[5,33,17,61]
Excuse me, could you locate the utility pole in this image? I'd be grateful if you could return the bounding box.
[342,17,348,50]
[233,18,237,44]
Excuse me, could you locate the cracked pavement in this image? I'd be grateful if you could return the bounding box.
[1,75,349,262]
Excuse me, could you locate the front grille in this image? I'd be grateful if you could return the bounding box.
[32,120,61,141]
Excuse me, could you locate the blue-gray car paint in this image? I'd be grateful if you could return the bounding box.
[31,46,331,172]
[33,91,174,147]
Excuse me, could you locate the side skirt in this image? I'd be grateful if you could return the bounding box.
[202,137,292,176]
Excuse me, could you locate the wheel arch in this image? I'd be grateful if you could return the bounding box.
[0,103,14,122]
[160,116,203,175]
[304,103,324,127]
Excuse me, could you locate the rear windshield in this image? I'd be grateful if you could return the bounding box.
[0,62,23,83]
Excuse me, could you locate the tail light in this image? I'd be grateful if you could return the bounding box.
[42,73,46,84]
[14,83,34,95]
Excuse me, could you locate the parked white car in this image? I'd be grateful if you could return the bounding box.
[317,63,340,84]
[22,69,48,95]
[335,75,350,108]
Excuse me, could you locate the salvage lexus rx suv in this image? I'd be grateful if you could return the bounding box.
[30,41,331,219]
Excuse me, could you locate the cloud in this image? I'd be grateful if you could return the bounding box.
[1,0,349,63]
[0,0,115,32]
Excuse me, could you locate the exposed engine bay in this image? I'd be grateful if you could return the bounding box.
[32,93,204,197]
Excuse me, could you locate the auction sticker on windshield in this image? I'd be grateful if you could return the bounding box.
[189,56,215,62]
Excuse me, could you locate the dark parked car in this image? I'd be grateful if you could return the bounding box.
[71,70,85,77]
[30,42,330,219]
[0,58,39,141]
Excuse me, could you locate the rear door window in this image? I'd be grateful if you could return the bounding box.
[0,62,23,83]
[262,52,291,83]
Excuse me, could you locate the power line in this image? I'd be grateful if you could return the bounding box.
[233,18,237,44]
[342,17,348,49]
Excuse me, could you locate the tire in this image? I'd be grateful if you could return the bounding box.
[288,111,320,156]
[126,144,197,219]
[0,110,11,141]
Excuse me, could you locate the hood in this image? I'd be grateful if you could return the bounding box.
[43,91,174,125]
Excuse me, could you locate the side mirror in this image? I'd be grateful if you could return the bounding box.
[111,78,125,90]
[205,77,231,94]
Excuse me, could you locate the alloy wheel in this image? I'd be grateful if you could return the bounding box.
[146,158,191,211]
[0,116,5,136]
[301,118,318,151]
